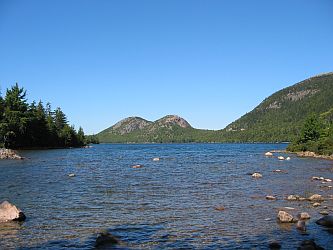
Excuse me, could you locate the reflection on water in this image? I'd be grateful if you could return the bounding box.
[0,143,333,249]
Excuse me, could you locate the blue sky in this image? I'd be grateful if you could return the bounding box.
[0,0,332,134]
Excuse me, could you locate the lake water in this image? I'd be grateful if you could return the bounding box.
[0,144,333,249]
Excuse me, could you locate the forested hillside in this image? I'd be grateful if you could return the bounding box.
[222,73,333,142]
[97,115,216,143]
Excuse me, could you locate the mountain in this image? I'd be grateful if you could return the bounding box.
[104,117,152,135]
[97,72,333,143]
[97,115,216,143]
[221,72,333,142]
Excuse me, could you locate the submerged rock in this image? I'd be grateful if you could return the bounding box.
[316,215,333,227]
[269,241,281,249]
[214,205,225,211]
[0,148,24,160]
[0,201,26,222]
[277,210,295,223]
[296,220,306,232]
[297,239,324,250]
[95,230,119,248]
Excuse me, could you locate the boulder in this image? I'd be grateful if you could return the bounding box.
[252,173,262,178]
[277,210,295,223]
[286,157,291,161]
[278,156,285,160]
[152,157,160,161]
[298,212,311,220]
[308,194,324,201]
[68,173,76,177]
[95,229,119,247]
[0,149,24,160]
[316,215,333,227]
[319,211,329,215]
[0,201,26,222]
[312,202,321,207]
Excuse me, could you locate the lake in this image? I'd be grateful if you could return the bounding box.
[0,144,333,249]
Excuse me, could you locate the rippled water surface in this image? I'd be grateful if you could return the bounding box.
[1,144,333,249]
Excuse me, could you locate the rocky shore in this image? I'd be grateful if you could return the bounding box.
[293,151,333,161]
[0,149,24,160]
[271,149,333,161]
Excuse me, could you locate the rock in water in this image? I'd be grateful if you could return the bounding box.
[266,195,277,200]
[287,195,299,201]
[298,239,324,250]
[277,210,295,223]
[153,157,160,161]
[316,215,333,227]
[0,148,24,160]
[308,194,324,201]
[269,241,281,249]
[95,230,119,247]
[298,212,311,220]
[265,152,273,156]
[0,201,26,222]
[252,173,262,178]
[296,220,306,232]
[132,164,143,169]
[278,156,285,160]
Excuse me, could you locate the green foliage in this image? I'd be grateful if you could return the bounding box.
[287,113,333,155]
[298,114,322,143]
[85,134,100,144]
[0,83,86,149]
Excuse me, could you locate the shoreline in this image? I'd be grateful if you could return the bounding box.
[266,149,333,161]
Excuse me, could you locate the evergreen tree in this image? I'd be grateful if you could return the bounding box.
[0,83,86,149]
[299,114,322,143]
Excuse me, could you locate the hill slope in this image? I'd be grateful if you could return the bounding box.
[97,115,216,143]
[221,72,333,142]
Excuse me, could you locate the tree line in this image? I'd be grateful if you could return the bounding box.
[0,83,93,149]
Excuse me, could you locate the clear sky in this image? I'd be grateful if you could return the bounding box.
[0,0,332,134]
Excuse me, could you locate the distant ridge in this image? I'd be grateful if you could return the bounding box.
[97,115,214,143]
[97,72,333,143]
